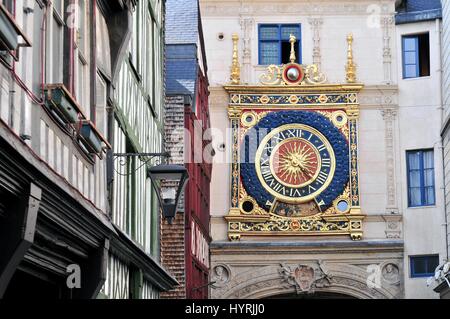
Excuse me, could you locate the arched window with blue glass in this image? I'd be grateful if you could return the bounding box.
[258,24,301,65]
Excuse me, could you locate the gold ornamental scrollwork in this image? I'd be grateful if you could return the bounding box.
[260,65,283,86]
[259,64,327,86]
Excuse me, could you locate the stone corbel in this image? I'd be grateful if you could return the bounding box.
[382,213,402,239]
[0,183,42,298]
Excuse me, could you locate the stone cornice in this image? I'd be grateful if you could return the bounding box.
[211,239,404,254]
[201,0,396,16]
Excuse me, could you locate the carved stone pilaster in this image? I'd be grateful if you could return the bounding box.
[381,108,398,213]
[381,16,394,84]
[308,17,323,69]
[239,16,254,84]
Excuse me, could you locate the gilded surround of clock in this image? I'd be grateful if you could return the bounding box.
[225,33,365,241]
[241,111,349,211]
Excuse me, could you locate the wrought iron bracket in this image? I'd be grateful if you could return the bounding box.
[106,150,170,184]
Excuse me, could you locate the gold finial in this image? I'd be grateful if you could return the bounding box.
[346,34,357,83]
[289,34,297,64]
[230,33,241,85]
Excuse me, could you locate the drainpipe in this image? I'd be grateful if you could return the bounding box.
[436,18,449,261]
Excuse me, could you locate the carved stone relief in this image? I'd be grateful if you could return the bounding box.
[203,3,394,16]
[382,263,400,285]
[381,16,395,84]
[239,17,254,84]
[212,264,231,287]
[308,17,323,69]
[381,108,398,213]
[211,260,403,299]
[279,261,331,294]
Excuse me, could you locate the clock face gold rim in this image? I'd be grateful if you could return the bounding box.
[255,124,336,204]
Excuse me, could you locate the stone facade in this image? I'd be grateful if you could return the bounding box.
[442,0,450,262]
[210,241,404,299]
[437,0,450,299]
[201,0,446,298]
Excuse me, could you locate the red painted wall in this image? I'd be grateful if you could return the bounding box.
[184,71,211,299]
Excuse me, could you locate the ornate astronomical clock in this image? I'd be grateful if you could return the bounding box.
[225,34,365,241]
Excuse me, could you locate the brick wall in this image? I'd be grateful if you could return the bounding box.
[160,95,187,299]
[160,212,186,299]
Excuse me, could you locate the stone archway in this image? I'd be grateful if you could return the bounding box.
[211,262,401,299]
[265,291,357,299]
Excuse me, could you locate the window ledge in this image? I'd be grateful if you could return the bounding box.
[407,205,437,209]
[43,84,87,123]
[402,75,431,81]
[78,120,111,156]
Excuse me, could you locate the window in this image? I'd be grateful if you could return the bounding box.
[96,11,112,78]
[410,255,439,278]
[258,24,301,65]
[402,33,430,78]
[74,1,90,113]
[76,56,89,114]
[77,0,88,56]
[95,73,107,136]
[129,4,141,76]
[406,149,435,207]
[50,1,64,83]
[1,0,13,13]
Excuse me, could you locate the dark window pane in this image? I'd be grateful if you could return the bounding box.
[412,257,426,275]
[280,42,299,64]
[418,33,430,76]
[411,255,439,277]
[426,256,439,273]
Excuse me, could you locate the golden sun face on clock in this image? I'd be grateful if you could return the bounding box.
[255,124,336,204]
[271,139,320,188]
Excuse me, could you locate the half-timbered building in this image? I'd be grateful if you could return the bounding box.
[0,0,176,299]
